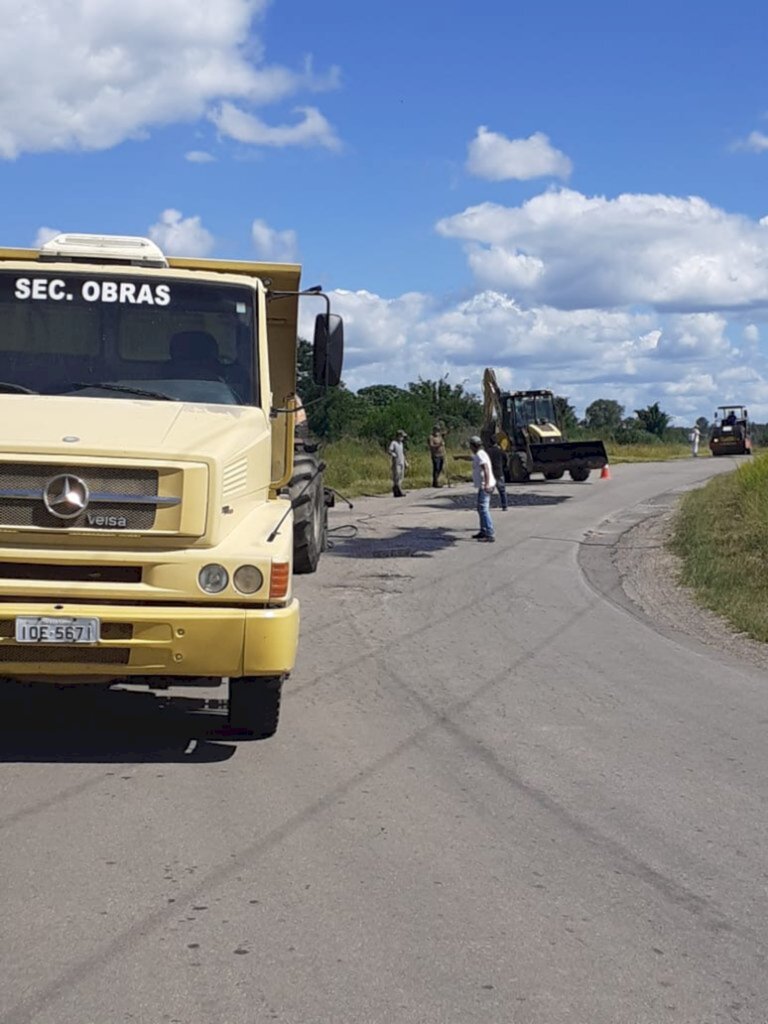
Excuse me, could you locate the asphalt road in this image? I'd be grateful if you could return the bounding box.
[1,456,766,1024]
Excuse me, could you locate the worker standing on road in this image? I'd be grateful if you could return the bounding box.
[388,429,408,497]
[486,435,509,511]
[469,435,496,542]
[427,424,446,488]
[689,424,701,457]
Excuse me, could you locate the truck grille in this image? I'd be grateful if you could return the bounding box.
[0,464,159,530]
[0,646,130,665]
[0,563,142,584]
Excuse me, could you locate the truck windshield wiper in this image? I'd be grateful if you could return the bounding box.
[69,382,178,402]
[0,381,38,394]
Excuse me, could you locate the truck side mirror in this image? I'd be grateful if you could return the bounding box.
[313,313,344,387]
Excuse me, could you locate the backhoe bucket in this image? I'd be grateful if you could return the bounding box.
[529,440,608,472]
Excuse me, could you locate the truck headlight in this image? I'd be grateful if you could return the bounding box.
[198,564,229,594]
[233,565,263,594]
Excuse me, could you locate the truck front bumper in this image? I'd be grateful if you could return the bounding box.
[0,599,299,683]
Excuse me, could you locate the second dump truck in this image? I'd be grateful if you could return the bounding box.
[0,232,343,737]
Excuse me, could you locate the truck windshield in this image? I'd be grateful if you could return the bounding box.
[511,395,556,426]
[0,270,257,405]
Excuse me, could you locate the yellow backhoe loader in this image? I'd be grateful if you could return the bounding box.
[481,369,608,483]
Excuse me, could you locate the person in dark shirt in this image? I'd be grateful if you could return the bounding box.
[486,436,508,511]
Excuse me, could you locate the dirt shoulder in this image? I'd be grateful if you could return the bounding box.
[614,503,768,671]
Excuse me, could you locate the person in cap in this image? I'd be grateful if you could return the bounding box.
[469,436,495,542]
[388,429,409,497]
[427,423,447,488]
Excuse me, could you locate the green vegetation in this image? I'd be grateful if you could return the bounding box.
[635,401,671,437]
[322,438,472,496]
[606,442,706,464]
[297,340,483,446]
[585,398,624,433]
[295,339,766,491]
[671,453,768,641]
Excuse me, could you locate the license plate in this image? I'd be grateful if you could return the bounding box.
[15,616,100,644]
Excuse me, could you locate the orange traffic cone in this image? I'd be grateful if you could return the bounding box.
[600,463,612,480]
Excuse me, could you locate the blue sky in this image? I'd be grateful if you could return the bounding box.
[2,0,768,422]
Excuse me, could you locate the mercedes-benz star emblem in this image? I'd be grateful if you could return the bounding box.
[43,474,90,520]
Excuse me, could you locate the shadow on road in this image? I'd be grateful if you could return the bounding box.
[0,684,243,764]
[417,490,573,511]
[329,523,458,559]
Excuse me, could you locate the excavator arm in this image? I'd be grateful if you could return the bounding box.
[482,367,504,445]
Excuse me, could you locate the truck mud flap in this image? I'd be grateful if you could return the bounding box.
[529,440,608,470]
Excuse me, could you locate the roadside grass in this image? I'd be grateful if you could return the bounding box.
[322,438,708,497]
[606,442,707,463]
[671,452,768,642]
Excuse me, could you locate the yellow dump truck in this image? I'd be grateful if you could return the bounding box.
[0,233,343,736]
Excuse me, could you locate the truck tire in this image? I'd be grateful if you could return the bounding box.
[543,469,565,480]
[228,676,282,737]
[508,454,530,483]
[569,466,590,482]
[290,451,327,574]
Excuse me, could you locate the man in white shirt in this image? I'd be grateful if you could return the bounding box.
[469,435,496,542]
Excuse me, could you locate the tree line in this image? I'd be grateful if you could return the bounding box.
[298,341,484,445]
[298,341,766,447]
[571,398,768,446]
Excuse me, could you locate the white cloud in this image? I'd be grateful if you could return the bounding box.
[437,188,768,312]
[33,227,61,248]
[251,219,298,262]
[466,127,572,181]
[661,373,717,397]
[744,323,759,344]
[656,313,730,358]
[296,284,768,422]
[0,0,340,158]
[466,246,545,290]
[735,130,768,153]
[185,150,216,163]
[148,209,214,257]
[211,103,340,149]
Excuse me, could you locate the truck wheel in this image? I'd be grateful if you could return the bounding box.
[290,452,326,574]
[228,676,282,737]
[508,455,530,483]
[543,469,564,480]
[569,466,590,482]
